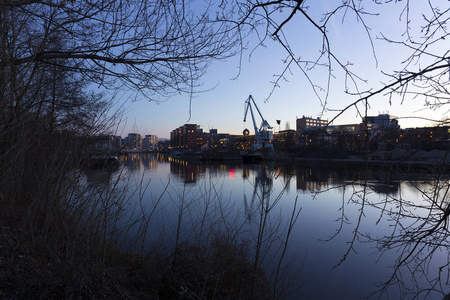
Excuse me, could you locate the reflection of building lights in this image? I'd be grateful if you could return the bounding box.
[229,168,235,179]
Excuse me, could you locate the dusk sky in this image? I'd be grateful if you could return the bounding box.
[115,1,450,139]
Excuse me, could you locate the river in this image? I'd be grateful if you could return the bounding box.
[85,153,449,299]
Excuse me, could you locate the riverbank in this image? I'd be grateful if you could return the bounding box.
[0,218,269,299]
[0,214,159,299]
[291,156,448,170]
[169,147,450,171]
[272,148,450,172]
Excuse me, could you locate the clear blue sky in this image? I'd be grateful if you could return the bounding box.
[115,1,449,139]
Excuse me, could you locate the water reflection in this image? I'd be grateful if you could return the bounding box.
[89,153,441,198]
[85,153,450,299]
[244,165,274,221]
[169,158,206,184]
[121,152,167,171]
[107,154,415,199]
[164,157,405,196]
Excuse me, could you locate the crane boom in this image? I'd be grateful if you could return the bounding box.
[243,95,274,152]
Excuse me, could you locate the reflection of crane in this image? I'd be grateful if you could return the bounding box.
[243,95,274,152]
[244,166,273,221]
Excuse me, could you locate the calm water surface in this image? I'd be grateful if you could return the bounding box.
[88,153,448,299]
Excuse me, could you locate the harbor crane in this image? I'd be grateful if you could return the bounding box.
[243,95,274,152]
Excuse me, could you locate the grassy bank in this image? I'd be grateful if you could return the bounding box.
[0,212,271,299]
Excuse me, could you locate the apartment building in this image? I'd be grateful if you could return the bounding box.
[170,124,205,149]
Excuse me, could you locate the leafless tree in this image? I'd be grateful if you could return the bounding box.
[232,1,450,298]
[0,0,247,201]
[0,3,245,297]
[235,0,450,123]
[0,0,243,100]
